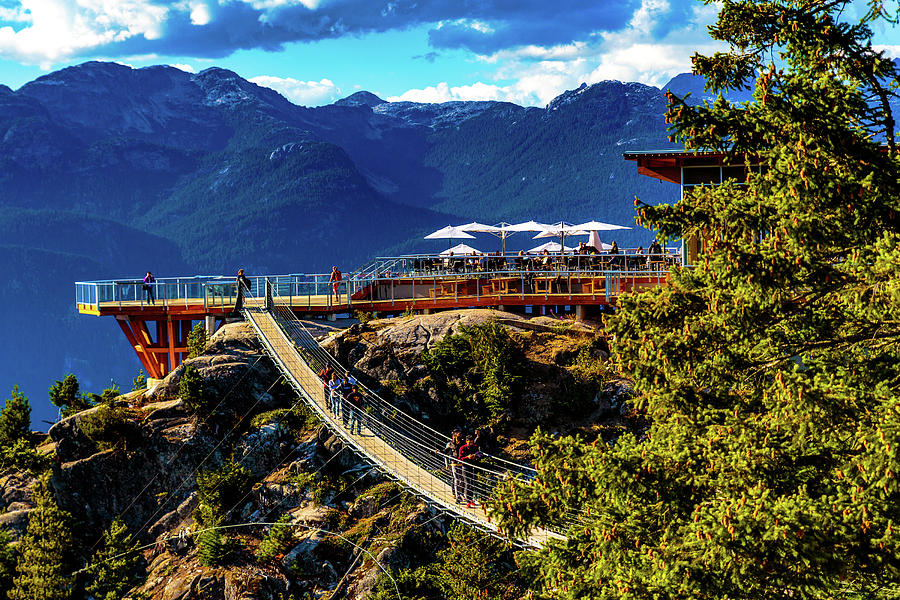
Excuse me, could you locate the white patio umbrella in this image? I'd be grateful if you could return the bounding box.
[505,220,552,232]
[532,222,589,251]
[527,241,577,254]
[572,220,631,252]
[493,220,552,254]
[587,232,613,251]
[458,222,503,233]
[424,225,476,249]
[572,220,632,232]
[440,243,482,255]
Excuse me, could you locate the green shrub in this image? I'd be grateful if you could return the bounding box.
[78,404,131,450]
[187,323,208,359]
[196,524,233,567]
[423,334,474,377]
[86,517,143,600]
[370,565,439,600]
[354,310,374,324]
[10,473,75,600]
[195,458,252,527]
[0,386,31,448]
[434,522,528,600]
[131,370,146,392]
[179,365,209,414]
[256,514,295,562]
[0,439,50,475]
[49,374,92,418]
[0,528,16,600]
[423,321,523,422]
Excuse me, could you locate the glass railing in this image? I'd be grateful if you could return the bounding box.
[75,251,680,311]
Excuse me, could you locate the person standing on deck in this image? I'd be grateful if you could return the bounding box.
[234,268,251,313]
[143,271,156,305]
[329,266,342,302]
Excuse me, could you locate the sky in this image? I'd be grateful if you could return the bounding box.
[0,0,899,108]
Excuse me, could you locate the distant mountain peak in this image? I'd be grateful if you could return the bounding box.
[334,91,386,108]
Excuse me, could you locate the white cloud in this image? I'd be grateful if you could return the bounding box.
[389,81,515,103]
[250,75,341,106]
[0,0,168,64]
[874,44,900,58]
[406,0,724,106]
[171,62,196,72]
[189,2,211,26]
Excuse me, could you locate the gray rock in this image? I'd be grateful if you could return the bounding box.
[149,492,198,540]
[48,409,98,462]
[0,508,31,537]
[0,471,37,507]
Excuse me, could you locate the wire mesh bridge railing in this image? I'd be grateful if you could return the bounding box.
[241,280,572,547]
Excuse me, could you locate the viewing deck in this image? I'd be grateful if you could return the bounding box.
[75,249,678,377]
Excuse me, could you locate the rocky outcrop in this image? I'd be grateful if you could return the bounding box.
[149,322,279,405]
[326,308,525,383]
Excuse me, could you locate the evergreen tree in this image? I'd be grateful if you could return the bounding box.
[48,374,91,418]
[131,369,146,392]
[493,1,900,598]
[0,528,18,599]
[256,514,295,562]
[196,523,232,567]
[435,523,527,600]
[10,474,74,600]
[179,365,208,413]
[85,517,143,600]
[0,386,31,448]
[187,323,208,359]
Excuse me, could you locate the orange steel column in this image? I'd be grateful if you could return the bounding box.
[143,320,169,378]
[167,318,177,374]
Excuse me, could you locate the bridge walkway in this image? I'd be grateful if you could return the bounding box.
[241,289,566,547]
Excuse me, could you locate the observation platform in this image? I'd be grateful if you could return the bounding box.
[75,250,678,378]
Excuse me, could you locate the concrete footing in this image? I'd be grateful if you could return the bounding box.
[204,315,216,336]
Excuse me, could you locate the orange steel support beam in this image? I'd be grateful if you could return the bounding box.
[114,316,197,379]
[117,317,163,379]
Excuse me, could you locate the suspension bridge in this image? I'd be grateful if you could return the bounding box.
[238,281,570,547]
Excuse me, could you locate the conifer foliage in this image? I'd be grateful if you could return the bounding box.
[85,517,143,600]
[493,1,900,598]
[0,386,31,447]
[10,474,74,600]
[48,374,91,418]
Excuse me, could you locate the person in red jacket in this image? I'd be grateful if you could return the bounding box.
[329,266,342,300]
[458,434,484,508]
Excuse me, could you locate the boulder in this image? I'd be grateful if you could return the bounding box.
[48,408,99,462]
[0,508,31,537]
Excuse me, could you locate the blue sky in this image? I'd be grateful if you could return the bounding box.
[0,0,898,107]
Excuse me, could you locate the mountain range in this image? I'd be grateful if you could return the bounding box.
[1,61,715,425]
